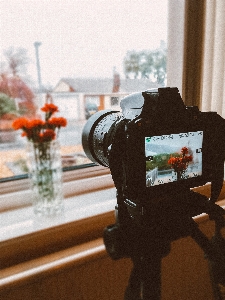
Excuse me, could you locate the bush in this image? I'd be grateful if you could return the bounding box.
[0,92,17,118]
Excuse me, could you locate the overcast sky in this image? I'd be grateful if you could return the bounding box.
[0,0,168,88]
[146,132,203,149]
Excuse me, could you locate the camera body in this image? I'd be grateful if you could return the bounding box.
[126,92,225,202]
[82,87,225,259]
[83,87,225,210]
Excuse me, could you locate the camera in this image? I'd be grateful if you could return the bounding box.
[82,87,225,205]
[82,87,225,298]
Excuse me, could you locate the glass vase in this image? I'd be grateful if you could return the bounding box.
[27,140,64,216]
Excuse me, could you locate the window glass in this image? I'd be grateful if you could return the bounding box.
[0,0,168,181]
[111,96,119,106]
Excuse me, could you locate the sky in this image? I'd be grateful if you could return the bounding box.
[145,132,203,149]
[0,0,168,88]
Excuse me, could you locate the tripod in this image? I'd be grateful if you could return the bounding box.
[104,190,225,300]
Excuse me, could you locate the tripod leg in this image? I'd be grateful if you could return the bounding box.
[124,256,162,300]
[124,264,142,300]
[189,218,222,260]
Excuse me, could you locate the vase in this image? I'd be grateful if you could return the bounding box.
[27,140,64,216]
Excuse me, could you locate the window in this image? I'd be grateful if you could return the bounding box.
[0,0,168,182]
[110,96,119,106]
[0,1,169,266]
[1,0,225,274]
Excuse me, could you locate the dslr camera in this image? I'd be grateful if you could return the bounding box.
[82,87,225,260]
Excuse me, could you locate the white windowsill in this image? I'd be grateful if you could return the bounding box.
[0,165,114,212]
[0,187,116,243]
[0,164,117,270]
[1,178,225,244]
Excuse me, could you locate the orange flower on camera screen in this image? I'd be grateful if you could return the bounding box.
[181,147,188,155]
[21,132,27,137]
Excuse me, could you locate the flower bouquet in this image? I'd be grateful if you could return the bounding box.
[168,147,193,181]
[13,103,67,216]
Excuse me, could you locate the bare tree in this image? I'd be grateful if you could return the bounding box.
[3,47,30,76]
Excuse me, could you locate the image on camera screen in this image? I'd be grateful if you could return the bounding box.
[145,131,203,186]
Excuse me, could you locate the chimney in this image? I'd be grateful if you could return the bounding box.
[112,67,120,93]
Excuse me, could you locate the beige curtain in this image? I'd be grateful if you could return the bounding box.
[201,0,225,118]
[167,0,185,93]
[168,0,225,118]
[182,0,205,107]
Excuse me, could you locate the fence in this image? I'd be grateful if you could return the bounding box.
[146,167,158,186]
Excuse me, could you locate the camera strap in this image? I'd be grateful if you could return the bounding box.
[210,165,224,203]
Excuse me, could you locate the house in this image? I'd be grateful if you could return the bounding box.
[51,76,161,120]
[53,76,160,94]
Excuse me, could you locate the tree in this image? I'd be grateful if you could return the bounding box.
[150,49,167,85]
[123,50,141,79]
[3,47,30,77]
[0,47,37,118]
[0,93,17,118]
[123,45,167,85]
[0,74,36,118]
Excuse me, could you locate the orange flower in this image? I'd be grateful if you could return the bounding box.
[12,117,29,130]
[41,103,59,114]
[12,102,67,143]
[181,147,188,155]
[40,129,56,142]
[26,119,45,129]
[48,117,67,128]
[168,157,176,165]
[21,132,27,137]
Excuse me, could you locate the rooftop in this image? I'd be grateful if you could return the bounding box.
[53,77,161,94]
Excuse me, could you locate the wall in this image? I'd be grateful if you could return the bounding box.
[35,92,85,120]
[35,92,128,121]
[1,213,223,300]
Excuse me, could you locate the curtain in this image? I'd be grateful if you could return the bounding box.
[167,0,185,93]
[168,0,225,118]
[182,0,205,107]
[201,0,225,118]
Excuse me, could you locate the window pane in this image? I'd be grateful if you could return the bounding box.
[0,0,168,180]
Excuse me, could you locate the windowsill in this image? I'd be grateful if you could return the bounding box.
[0,165,117,269]
[1,161,225,270]
[0,164,114,212]
[0,194,117,270]
[0,188,116,243]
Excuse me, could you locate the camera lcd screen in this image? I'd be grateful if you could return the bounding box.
[145,131,203,186]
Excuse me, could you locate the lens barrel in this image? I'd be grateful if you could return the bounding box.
[82,109,121,167]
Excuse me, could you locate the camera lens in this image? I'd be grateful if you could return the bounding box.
[82,109,122,167]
